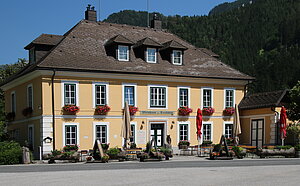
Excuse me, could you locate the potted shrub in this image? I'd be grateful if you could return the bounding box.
[202,107,215,115]
[223,107,235,115]
[106,147,120,159]
[159,147,173,160]
[22,107,33,117]
[178,106,193,116]
[63,144,79,152]
[178,140,190,149]
[130,143,137,149]
[232,146,246,159]
[129,106,139,115]
[5,112,15,121]
[95,105,111,115]
[62,105,80,114]
[101,155,109,163]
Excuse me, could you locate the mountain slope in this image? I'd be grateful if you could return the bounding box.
[209,0,256,15]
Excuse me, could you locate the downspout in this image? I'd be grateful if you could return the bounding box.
[271,107,280,145]
[51,69,56,150]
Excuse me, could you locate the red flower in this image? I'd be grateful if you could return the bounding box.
[224,107,235,115]
[202,107,215,115]
[178,106,193,116]
[63,105,80,114]
[95,105,111,115]
[129,106,138,115]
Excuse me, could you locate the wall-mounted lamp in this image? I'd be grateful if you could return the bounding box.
[43,137,52,143]
[170,121,175,129]
[140,121,145,130]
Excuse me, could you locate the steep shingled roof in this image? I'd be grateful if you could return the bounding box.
[2,20,254,86]
[24,34,64,49]
[239,90,288,110]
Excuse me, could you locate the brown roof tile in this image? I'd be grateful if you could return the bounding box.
[105,34,134,46]
[134,37,162,48]
[239,90,288,110]
[24,34,64,49]
[161,40,188,50]
[3,20,254,86]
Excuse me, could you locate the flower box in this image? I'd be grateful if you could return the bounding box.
[129,106,138,115]
[62,105,80,114]
[22,107,33,117]
[223,107,235,115]
[6,112,15,121]
[178,106,193,116]
[202,107,215,115]
[95,105,111,115]
[178,140,190,149]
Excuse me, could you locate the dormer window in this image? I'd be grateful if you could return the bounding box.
[118,45,129,61]
[160,40,187,65]
[146,48,157,63]
[172,50,182,65]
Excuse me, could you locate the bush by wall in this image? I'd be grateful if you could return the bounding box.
[0,141,22,165]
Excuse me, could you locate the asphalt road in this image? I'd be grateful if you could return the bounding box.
[0,158,300,173]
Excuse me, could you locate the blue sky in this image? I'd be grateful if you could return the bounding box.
[0,0,235,65]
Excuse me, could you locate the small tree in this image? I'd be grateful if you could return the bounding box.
[287,81,300,122]
[287,81,300,145]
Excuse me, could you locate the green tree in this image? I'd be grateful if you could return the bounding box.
[288,81,300,122]
[0,58,28,141]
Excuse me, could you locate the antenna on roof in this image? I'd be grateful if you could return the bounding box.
[147,0,150,27]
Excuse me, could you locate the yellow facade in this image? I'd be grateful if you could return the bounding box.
[3,71,247,156]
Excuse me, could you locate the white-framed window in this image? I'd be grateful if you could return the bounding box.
[179,124,189,141]
[178,87,190,107]
[63,123,79,146]
[224,122,233,139]
[118,45,129,61]
[93,122,109,144]
[146,48,157,63]
[62,81,79,106]
[122,83,137,107]
[27,84,33,109]
[177,121,190,143]
[148,85,168,108]
[203,122,213,141]
[202,88,213,108]
[224,88,235,108]
[28,124,34,149]
[130,122,136,144]
[172,50,182,65]
[11,91,16,113]
[93,82,109,107]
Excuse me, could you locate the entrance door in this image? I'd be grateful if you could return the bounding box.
[251,119,264,147]
[150,123,164,147]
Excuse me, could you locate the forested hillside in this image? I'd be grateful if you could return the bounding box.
[105,0,300,93]
[209,0,256,15]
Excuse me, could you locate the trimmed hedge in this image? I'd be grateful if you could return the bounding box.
[0,141,22,165]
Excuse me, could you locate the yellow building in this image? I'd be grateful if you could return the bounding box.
[1,8,254,158]
[239,90,290,147]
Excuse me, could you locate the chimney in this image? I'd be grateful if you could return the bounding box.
[85,4,97,22]
[150,13,162,29]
